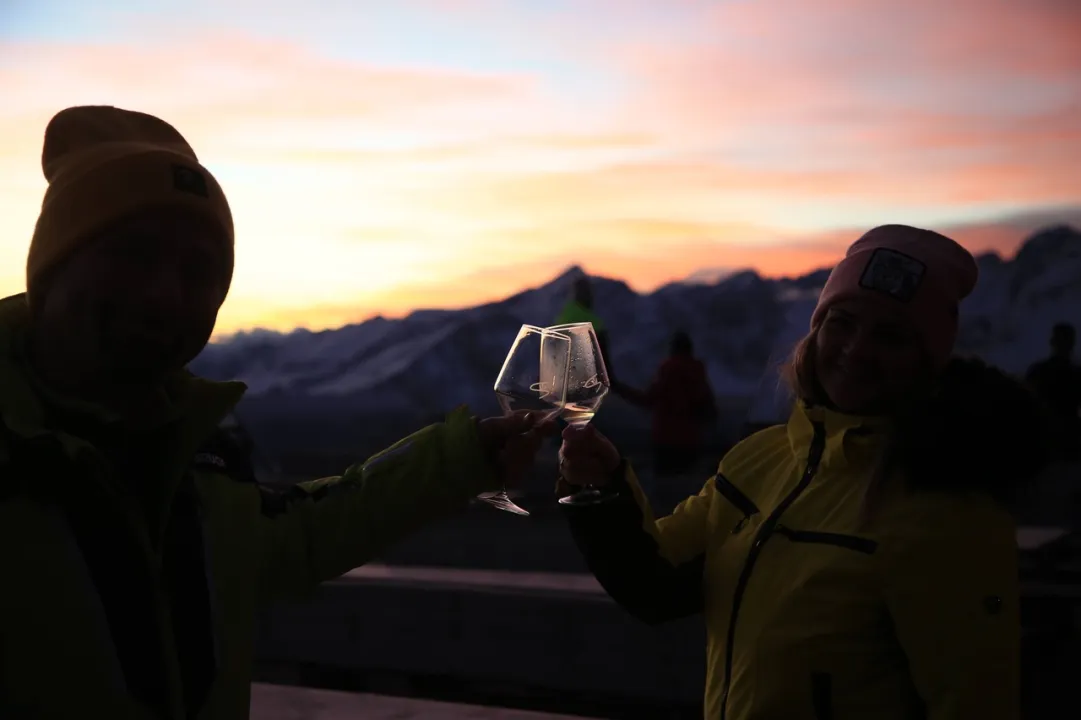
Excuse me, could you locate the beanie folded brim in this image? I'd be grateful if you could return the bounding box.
[809,225,978,371]
[28,145,234,298]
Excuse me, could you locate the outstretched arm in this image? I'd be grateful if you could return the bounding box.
[615,380,653,409]
[562,462,715,625]
[253,406,497,603]
[598,329,646,404]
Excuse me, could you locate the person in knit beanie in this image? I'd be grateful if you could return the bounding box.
[25,105,236,399]
[555,224,1027,719]
[792,223,980,414]
[0,106,558,720]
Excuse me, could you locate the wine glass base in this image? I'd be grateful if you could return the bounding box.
[478,494,531,516]
[557,487,617,507]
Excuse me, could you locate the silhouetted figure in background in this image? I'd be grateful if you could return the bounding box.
[621,331,717,484]
[1026,323,1081,461]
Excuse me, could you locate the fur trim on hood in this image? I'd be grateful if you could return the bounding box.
[885,356,1051,506]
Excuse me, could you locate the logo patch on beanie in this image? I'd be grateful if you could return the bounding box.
[172,164,209,198]
[859,248,925,303]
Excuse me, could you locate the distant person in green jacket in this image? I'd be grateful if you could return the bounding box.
[0,105,555,720]
[554,275,623,394]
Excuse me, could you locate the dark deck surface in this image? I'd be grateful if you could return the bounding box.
[250,683,588,719]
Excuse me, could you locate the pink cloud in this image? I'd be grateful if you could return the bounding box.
[701,0,1081,80]
[609,0,1081,140]
[424,151,1079,222]
[223,132,657,169]
[0,32,534,153]
[583,0,1080,210]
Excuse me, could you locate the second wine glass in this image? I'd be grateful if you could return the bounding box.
[548,322,615,507]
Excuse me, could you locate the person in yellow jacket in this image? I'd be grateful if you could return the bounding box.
[557,225,1048,719]
[0,106,555,719]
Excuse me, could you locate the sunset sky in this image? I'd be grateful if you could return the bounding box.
[1,0,1079,335]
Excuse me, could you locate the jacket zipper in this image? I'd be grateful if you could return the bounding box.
[718,421,826,720]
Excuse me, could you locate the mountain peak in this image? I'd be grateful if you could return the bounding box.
[681,266,737,285]
[553,264,587,282]
[1018,224,1081,257]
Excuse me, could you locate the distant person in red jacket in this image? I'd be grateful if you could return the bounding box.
[623,331,717,478]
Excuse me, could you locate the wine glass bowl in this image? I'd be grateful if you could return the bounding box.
[547,322,610,424]
[484,325,572,516]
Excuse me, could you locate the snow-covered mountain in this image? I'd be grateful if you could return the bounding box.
[192,225,1081,426]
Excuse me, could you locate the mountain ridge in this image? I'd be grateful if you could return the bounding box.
[193,224,1081,427]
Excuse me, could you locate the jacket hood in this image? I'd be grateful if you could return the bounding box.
[786,356,1048,505]
[883,356,1048,504]
[0,293,245,445]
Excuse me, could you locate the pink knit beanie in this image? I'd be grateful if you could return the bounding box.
[811,225,978,370]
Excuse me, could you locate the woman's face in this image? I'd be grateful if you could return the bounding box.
[814,299,927,415]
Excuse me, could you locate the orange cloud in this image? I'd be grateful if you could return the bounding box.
[0,32,568,319]
[214,207,1081,336]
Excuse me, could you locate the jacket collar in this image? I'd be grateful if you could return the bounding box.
[786,400,888,471]
[0,292,246,478]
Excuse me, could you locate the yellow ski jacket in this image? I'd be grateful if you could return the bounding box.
[566,401,1019,720]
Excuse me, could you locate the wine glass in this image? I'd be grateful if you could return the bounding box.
[548,323,614,507]
[483,325,572,516]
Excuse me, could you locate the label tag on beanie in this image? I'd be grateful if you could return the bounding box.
[172,164,210,199]
[859,247,925,303]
